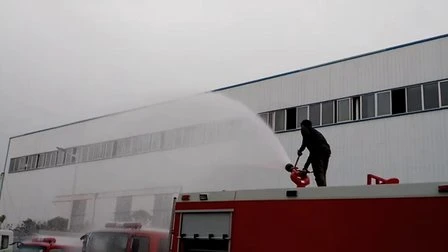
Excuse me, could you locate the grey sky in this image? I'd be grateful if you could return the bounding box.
[1,0,447,164]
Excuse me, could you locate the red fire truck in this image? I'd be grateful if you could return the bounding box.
[81,223,169,252]
[15,237,80,252]
[169,180,448,252]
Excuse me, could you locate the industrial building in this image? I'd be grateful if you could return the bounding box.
[1,34,448,231]
[218,34,448,184]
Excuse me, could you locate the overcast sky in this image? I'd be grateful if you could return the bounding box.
[1,0,447,164]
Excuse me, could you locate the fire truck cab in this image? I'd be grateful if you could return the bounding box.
[15,237,80,252]
[81,223,169,252]
[170,181,448,252]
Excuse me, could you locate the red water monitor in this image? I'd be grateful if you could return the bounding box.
[285,164,310,187]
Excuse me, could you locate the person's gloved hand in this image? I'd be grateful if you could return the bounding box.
[297,150,302,156]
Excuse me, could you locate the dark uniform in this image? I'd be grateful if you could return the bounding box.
[298,124,331,187]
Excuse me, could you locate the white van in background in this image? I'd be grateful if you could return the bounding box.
[0,230,13,252]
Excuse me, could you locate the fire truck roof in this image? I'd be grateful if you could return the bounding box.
[93,227,169,236]
[177,182,448,203]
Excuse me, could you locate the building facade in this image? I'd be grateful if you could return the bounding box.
[218,34,448,186]
[1,34,448,230]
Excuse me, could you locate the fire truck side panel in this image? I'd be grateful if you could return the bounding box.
[171,212,182,252]
[173,197,448,252]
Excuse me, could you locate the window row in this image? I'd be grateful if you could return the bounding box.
[9,118,245,173]
[260,79,448,132]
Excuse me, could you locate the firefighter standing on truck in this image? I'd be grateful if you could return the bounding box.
[297,119,331,187]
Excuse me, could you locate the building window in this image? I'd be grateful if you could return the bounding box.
[115,196,133,222]
[286,108,297,130]
[440,80,448,107]
[163,129,177,150]
[71,147,78,163]
[56,150,65,166]
[44,152,51,168]
[26,155,38,170]
[268,112,274,129]
[423,82,439,110]
[8,158,14,172]
[140,134,151,153]
[309,103,321,126]
[37,153,45,168]
[352,96,361,120]
[274,110,285,132]
[104,141,116,159]
[17,156,27,172]
[73,147,79,163]
[150,132,163,151]
[407,85,422,112]
[321,101,334,125]
[174,128,186,148]
[64,148,78,165]
[13,158,19,172]
[376,91,391,116]
[392,89,406,114]
[50,151,57,167]
[362,94,375,119]
[132,135,150,154]
[64,149,71,165]
[9,158,17,173]
[111,141,118,157]
[24,156,30,170]
[259,112,274,129]
[182,126,194,147]
[259,113,269,125]
[116,138,132,157]
[89,143,106,161]
[337,98,351,122]
[296,106,308,127]
[79,146,89,162]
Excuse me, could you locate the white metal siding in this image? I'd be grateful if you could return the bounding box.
[220,37,448,113]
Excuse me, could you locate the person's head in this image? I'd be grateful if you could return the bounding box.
[300,119,312,129]
[285,163,294,172]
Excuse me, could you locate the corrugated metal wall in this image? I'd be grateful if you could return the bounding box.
[219,37,448,113]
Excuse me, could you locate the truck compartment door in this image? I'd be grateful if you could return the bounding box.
[178,212,231,252]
